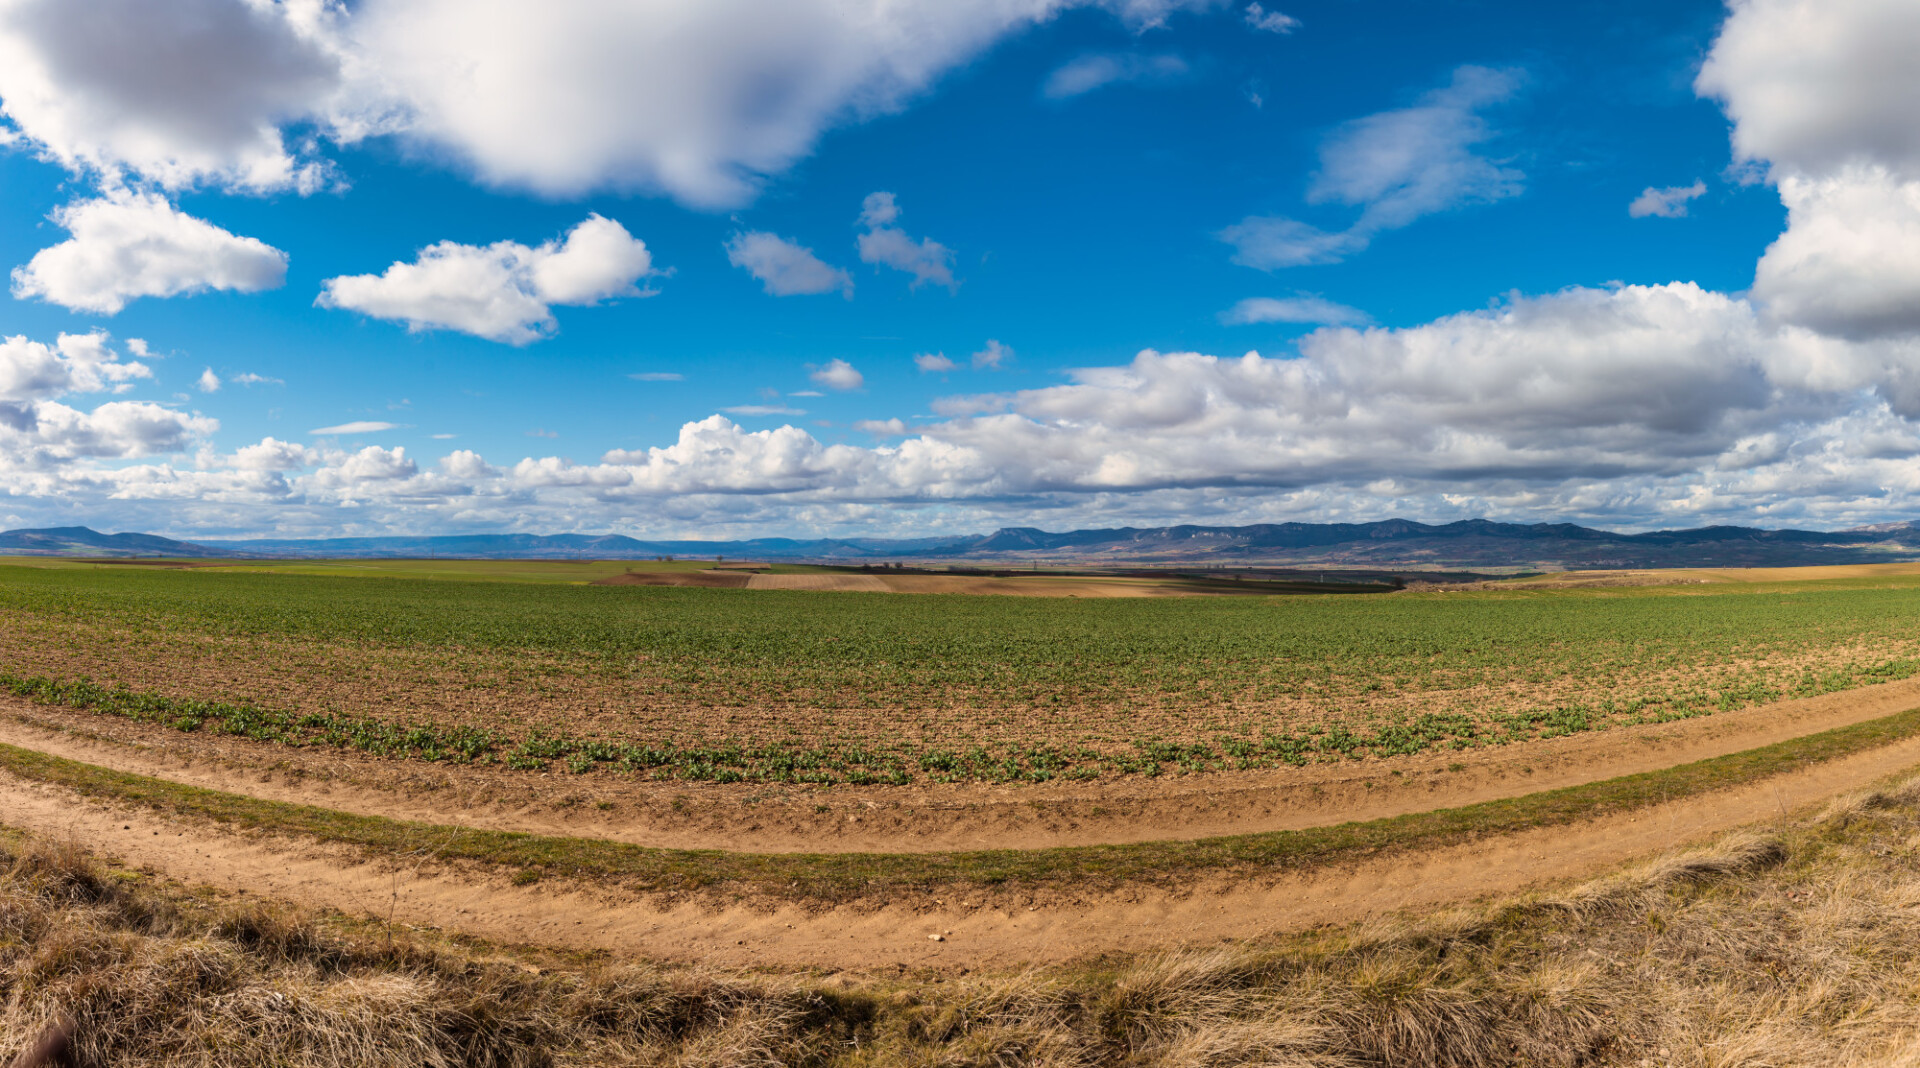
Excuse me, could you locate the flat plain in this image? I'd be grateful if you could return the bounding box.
[4,557,1920,785]
[9,558,1920,1065]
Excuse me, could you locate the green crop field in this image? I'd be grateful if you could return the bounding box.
[5,555,831,584]
[2,560,1919,785]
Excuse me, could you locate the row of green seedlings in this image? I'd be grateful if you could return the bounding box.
[4,657,1915,784]
[0,672,916,785]
[933,657,1920,776]
[0,669,1495,779]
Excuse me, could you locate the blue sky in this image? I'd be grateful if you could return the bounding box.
[1,0,1917,538]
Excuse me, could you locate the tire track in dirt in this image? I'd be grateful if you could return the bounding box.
[4,726,1920,971]
[6,676,1920,854]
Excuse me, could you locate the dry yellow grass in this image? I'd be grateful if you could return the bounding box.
[1512,560,1920,587]
[10,773,1920,1065]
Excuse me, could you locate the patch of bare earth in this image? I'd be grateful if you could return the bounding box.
[14,784,1920,1067]
[594,569,1281,596]
[4,616,1917,762]
[746,574,890,591]
[1522,562,1920,586]
[591,571,749,588]
[6,673,1920,854]
[6,715,1920,973]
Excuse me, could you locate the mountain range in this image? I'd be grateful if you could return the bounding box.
[5,519,1920,571]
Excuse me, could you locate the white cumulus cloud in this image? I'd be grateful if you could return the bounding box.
[1699,0,1920,343]
[1697,0,1920,180]
[329,445,416,482]
[232,436,315,471]
[0,331,150,401]
[914,352,957,373]
[810,358,865,391]
[0,0,1222,207]
[54,281,1920,536]
[343,0,1219,206]
[18,398,217,459]
[316,215,655,344]
[24,278,1920,541]
[10,191,288,314]
[195,367,220,393]
[0,331,210,465]
[0,0,341,191]
[440,449,496,480]
[1751,167,1920,340]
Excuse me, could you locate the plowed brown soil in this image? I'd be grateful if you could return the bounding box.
[874,574,1248,596]
[15,590,1912,768]
[591,570,749,588]
[9,674,1920,854]
[588,570,1278,596]
[7,728,1920,971]
[1513,562,1920,588]
[746,574,890,591]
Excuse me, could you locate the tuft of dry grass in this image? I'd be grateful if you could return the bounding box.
[13,774,1920,1065]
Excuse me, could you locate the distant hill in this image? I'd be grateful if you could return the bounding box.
[200,532,974,560]
[944,519,1920,569]
[0,526,240,558]
[4,519,1919,570]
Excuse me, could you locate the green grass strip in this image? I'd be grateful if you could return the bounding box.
[2,705,1918,899]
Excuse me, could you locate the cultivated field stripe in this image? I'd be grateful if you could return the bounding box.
[10,562,1920,787]
[2,704,1920,899]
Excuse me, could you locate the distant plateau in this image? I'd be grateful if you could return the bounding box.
[6,519,1920,571]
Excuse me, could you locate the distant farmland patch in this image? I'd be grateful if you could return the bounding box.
[3,560,1920,784]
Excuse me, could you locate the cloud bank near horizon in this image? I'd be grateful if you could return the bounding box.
[3,0,1920,540]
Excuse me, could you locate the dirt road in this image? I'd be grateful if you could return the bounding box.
[4,721,1918,971]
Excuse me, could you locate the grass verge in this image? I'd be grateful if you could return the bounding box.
[2,704,1920,900]
[15,777,1920,1065]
